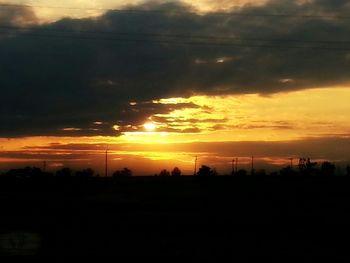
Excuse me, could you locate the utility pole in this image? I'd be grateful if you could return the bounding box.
[194,156,197,176]
[43,161,46,172]
[232,159,235,175]
[236,157,238,173]
[289,158,293,168]
[105,147,108,177]
[251,156,254,175]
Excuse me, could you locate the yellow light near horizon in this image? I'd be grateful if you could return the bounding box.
[28,0,267,22]
[123,86,350,143]
[143,122,156,131]
[2,86,345,149]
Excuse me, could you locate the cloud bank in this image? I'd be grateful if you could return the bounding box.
[1,0,350,137]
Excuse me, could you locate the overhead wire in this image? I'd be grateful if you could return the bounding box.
[0,28,350,52]
[1,2,350,19]
[1,25,350,45]
[0,3,350,52]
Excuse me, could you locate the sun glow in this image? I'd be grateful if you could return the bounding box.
[1,87,350,174]
[143,122,156,131]
[120,86,350,143]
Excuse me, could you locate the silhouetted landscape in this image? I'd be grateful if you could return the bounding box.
[1,160,350,260]
[2,0,350,260]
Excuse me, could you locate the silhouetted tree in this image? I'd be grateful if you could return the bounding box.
[298,158,307,173]
[346,165,350,176]
[321,161,335,176]
[255,169,266,176]
[234,169,247,176]
[299,157,318,175]
[306,158,318,171]
[112,168,132,177]
[6,167,44,179]
[270,171,279,176]
[75,168,94,178]
[171,167,181,177]
[196,165,216,177]
[280,166,297,176]
[56,168,72,178]
[159,169,170,177]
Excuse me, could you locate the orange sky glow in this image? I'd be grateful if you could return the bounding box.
[1,87,349,175]
[1,0,350,175]
[10,0,268,22]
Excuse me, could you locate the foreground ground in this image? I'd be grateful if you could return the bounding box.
[1,175,350,260]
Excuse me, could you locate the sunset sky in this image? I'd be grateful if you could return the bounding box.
[1,0,350,175]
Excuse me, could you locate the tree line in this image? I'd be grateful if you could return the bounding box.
[1,158,349,179]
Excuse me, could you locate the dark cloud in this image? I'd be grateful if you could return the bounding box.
[312,0,349,9]
[18,136,350,162]
[1,0,350,137]
[0,5,37,27]
[0,150,93,161]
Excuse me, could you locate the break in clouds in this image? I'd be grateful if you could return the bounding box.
[1,0,350,137]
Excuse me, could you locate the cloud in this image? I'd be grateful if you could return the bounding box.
[13,136,350,167]
[0,5,37,27]
[1,0,350,137]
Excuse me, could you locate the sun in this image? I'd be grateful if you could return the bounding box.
[143,122,156,131]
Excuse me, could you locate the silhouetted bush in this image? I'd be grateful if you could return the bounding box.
[112,168,132,177]
[56,168,72,178]
[321,161,335,176]
[235,169,247,176]
[6,167,49,179]
[171,167,181,177]
[159,169,170,177]
[299,157,318,175]
[75,168,94,178]
[255,169,267,176]
[280,166,298,176]
[196,165,216,177]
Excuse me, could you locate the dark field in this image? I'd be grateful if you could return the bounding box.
[1,176,350,260]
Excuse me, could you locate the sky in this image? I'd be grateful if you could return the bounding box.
[0,0,350,175]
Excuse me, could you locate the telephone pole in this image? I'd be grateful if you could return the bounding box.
[236,157,238,173]
[289,158,293,168]
[251,156,254,175]
[194,156,197,176]
[232,159,235,175]
[105,148,108,177]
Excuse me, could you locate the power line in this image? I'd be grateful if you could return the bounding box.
[1,30,350,52]
[1,25,350,46]
[105,147,108,177]
[1,3,350,20]
[194,156,197,176]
